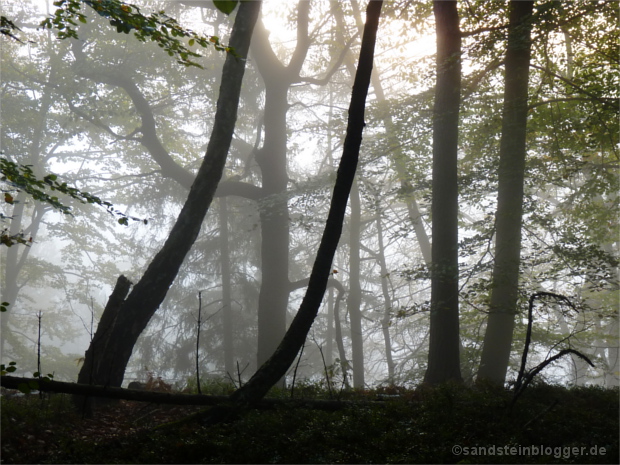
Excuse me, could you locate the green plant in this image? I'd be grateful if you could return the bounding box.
[40,0,236,68]
[0,361,17,375]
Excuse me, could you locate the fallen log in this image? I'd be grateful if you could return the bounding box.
[1,375,226,405]
[1,375,386,412]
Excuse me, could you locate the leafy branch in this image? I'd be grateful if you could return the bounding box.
[40,0,238,68]
[1,157,146,246]
[0,16,26,42]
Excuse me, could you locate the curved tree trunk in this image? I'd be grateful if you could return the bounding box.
[76,1,262,394]
[220,0,384,409]
[477,0,534,385]
[424,0,463,385]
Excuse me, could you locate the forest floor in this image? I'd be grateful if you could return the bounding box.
[1,382,618,464]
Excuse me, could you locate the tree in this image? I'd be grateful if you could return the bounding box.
[76,0,261,393]
[3,0,616,391]
[218,0,384,410]
[423,0,463,385]
[347,178,365,387]
[476,1,535,385]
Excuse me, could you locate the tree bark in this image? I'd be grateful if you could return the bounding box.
[77,1,262,390]
[76,275,132,383]
[374,193,395,383]
[289,276,349,386]
[218,198,234,378]
[424,0,463,385]
[250,1,310,371]
[218,0,383,409]
[347,178,365,388]
[477,1,534,385]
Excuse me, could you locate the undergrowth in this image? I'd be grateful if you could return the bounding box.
[1,382,618,464]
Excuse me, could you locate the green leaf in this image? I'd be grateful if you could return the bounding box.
[213,0,239,15]
[18,383,32,394]
[1,362,17,375]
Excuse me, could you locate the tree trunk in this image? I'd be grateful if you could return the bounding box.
[220,0,383,409]
[249,1,310,371]
[326,285,334,366]
[2,374,385,412]
[2,76,55,354]
[347,178,365,388]
[74,275,132,412]
[219,198,234,378]
[255,81,291,369]
[77,1,262,389]
[424,0,463,385]
[332,280,350,387]
[374,194,395,383]
[477,1,534,385]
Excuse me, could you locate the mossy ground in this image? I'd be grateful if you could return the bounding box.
[1,382,618,464]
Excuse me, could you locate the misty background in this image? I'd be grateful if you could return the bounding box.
[1,0,618,389]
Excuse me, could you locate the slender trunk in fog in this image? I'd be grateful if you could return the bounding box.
[347,178,365,388]
[2,75,54,354]
[333,283,350,387]
[424,0,463,385]
[477,1,534,385]
[219,197,234,377]
[326,285,334,367]
[76,1,261,391]
[374,195,395,383]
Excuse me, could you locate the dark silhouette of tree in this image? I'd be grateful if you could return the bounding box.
[215,0,384,410]
[477,0,535,385]
[76,0,261,395]
[424,0,463,385]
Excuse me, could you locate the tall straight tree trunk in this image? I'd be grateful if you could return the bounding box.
[424,0,463,385]
[347,178,365,388]
[477,1,534,385]
[255,81,291,369]
[219,197,234,377]
[249,1,311,371]
[374,194,395,383]
[219,0,383,408]
[333,283,350,387]
[326,285,334,366]
[76,1,262,391]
